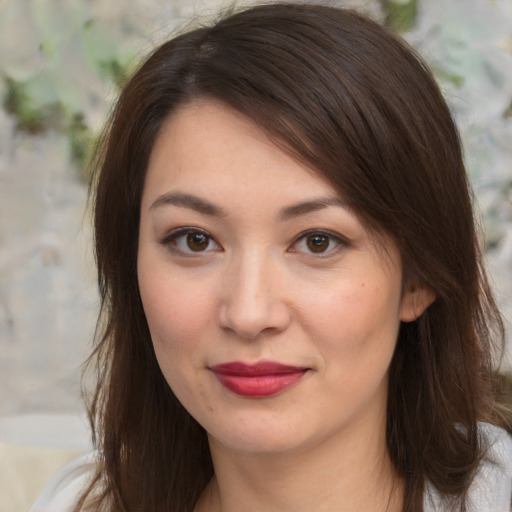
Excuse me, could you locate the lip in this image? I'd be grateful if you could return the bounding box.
[210,362,309,397]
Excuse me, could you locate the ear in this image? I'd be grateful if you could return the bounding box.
[399,282,436,322]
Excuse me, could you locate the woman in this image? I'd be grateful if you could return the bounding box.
[30,3,512,511]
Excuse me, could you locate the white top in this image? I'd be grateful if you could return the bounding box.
[28,451,97,512]
[423,423,512,512]
[29,424,512,512]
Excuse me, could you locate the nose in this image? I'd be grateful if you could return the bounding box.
[218,251,291,340]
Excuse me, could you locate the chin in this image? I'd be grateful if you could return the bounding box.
[204,414,329,456]
[211,433,308,456]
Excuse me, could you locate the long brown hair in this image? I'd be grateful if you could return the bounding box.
[81,3,506,511]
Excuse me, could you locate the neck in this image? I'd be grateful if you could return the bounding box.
[195,415,403,512]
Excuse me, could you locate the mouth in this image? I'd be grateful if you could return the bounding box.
[209,361,309,397]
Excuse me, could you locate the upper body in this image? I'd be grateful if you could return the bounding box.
[29,424,512,512]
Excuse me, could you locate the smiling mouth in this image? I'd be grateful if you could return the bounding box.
[209,362,309,397]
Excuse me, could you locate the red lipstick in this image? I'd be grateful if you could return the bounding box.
[210,362,308,397]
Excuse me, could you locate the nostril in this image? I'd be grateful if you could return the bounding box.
[218,299,290,340]
[218,255,291,339]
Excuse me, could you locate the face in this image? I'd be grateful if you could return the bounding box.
[138,100,428,456]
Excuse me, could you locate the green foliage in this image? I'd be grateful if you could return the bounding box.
[431,65,466,88]
[96,58,131,91]
[0,1,140,179]
[385,0,419,33]
[68,113,95,174]
[3,76,95,180]
[81,17,136,91]
[4,77,65,134]
[504,98,512,119]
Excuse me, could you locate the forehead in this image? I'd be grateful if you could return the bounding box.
[142,100,341,210]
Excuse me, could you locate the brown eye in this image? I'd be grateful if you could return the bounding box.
[306,234,330,253]
[186,232,210,251]
[161,228,220,255]
[290,230,346,256]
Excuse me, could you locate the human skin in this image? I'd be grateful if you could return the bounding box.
[137,100,434,512]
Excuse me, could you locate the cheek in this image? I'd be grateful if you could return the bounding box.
[139,274,216,409]
[138,269,216,361]
[302,278,401,344]
[295,274,402,398]
[305,280,401,414]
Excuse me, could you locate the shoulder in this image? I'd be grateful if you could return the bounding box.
[479,422,512,467]
[425,423,512,512]
[28,451,98,512]
[470,423,512,511]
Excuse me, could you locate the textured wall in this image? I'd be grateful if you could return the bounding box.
[0,0,511,418]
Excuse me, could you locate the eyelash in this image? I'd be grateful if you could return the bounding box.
[160,228,348,257]
[289,229,348,257]
[160,227,222,255]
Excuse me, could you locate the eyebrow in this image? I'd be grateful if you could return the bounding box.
[149,192,227,217]
[149,192,346,219]
[278,197,346,220]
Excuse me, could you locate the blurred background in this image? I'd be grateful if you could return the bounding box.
[0,0,511,508]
